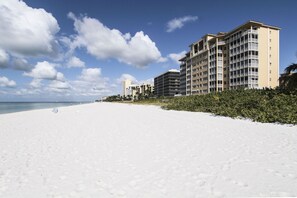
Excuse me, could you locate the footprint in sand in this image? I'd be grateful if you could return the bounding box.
[59,175,66,180]
[266,168,275,173]
[76,183,86,192]
[128,180,139,189]
[96,180,108,189]
[212,191,225,198]
[266,169,288,178]
[222,176,248,188]
[276,192,295,197]
[129,180,137,186]
[287,174,297,179]
[160,188,168,194]
[222,176,232,182]
[69,191,78,197]
[233,181,248,187]
[107,187,116,195]
[198,173,210,179]
[116,190,126,197]
[195,179,206,187]
[0,186,7,194]
[221,164,230,171]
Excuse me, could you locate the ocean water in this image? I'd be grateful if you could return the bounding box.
[0,102,89,115]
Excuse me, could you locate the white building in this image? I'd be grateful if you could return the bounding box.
[122,79,154,98]
[122,79,132,97]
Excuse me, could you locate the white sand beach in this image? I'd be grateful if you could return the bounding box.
[0,102,297,197]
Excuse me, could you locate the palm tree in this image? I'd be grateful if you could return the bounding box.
[285,63,297,73]
[280,63,297,90]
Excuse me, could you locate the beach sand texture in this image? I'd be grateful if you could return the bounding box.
[0,102,297,197]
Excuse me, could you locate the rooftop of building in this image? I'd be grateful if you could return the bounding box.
[189,20,280,46]
[168,69,180,73]
[154,69,180,79]
[179,20,281,63]
[225,20,281,36]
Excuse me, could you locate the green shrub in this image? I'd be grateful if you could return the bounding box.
[163,89,297,125]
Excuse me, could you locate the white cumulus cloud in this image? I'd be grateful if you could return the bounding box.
[29,79,43,89]
[166,16,198,32]
[11,58,32,71]
[117,74,137,84]
[66,56,85,68]
[14,88,42,96]
[168,50,187,64]
[49,80,70,90]
[157,57,168,63]
[70,68,110,96]
[68,12,163,68]
[0,49,32,71]
[139,78,154,85]
[0,49,9,68]
[0,76,16,88]
[24,67,111,98]
[56,72,65,81]
[24,61,62,80]
[0,0,60,57]
[79,68,102,82]
[116,73,153,87]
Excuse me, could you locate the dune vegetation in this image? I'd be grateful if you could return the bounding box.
[163,89,297,125]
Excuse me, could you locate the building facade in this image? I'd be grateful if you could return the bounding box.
[154,69,180,97]
[122,79,154,98]
[123,79,132,97]
[180,21,280,95]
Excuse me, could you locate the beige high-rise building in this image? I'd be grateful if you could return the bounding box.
[180,21,280,95]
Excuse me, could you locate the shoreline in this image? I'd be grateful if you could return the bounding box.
[0,101,92,115]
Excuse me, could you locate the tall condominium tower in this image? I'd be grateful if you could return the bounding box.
[180,21,280,95]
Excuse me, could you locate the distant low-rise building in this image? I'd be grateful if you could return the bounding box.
[154,69,180,97]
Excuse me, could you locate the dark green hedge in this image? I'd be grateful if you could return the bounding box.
[163,89,297,125]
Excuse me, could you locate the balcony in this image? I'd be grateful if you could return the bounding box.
[248,46,258,51]
[230,73,248,78]
[248,55,258,59]
[242,29,258,36]
[248,39,258,43]
[218,41,226,45]
[248,72,258,76]
[248,63,258,67]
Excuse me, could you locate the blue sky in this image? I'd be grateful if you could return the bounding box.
[0,0,296,101]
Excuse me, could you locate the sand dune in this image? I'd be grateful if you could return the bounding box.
[0,102,296,197]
